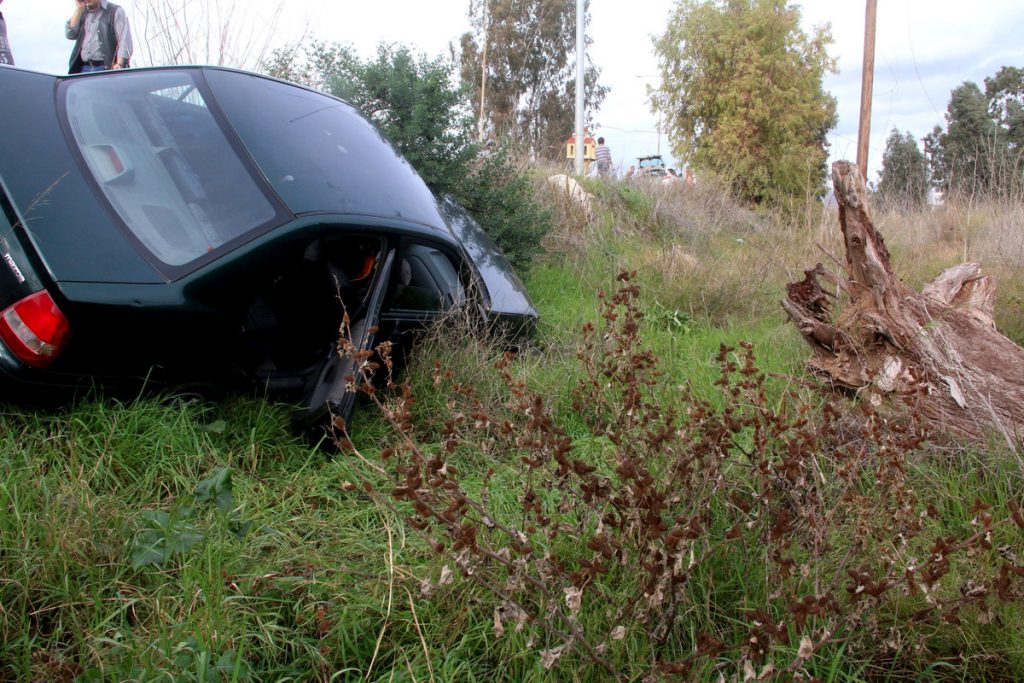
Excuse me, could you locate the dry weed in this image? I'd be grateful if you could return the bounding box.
[337,273,1024,680]
[533,171,600,261]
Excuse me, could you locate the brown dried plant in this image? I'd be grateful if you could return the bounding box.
[335,272,1024,681]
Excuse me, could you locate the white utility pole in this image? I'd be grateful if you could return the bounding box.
[478,5,489,143]
[574,0,585,176]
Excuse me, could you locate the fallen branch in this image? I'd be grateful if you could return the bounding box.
[784,161,1024,445]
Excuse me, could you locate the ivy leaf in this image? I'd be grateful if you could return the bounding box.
[129,535,168,569]
[196,467,235,514]
[130,509,203,568]
[229,518,255,539]
[214,650,250,678]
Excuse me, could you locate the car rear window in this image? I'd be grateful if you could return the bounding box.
[64,71,278,266]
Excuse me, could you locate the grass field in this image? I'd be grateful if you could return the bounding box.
[1,174,1022,682]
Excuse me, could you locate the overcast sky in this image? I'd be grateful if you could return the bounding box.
[4,1,1023,181]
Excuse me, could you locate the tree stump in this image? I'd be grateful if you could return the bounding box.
[783,161,1024,445]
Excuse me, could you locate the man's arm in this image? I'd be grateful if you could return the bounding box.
[112,6,132,68]
[65,0,86,40]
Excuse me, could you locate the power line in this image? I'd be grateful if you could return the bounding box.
[597,124,660,135]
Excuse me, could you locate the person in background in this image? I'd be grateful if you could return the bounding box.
[595,136,612,177]
[66,0,133,74]
[0,0,14,65]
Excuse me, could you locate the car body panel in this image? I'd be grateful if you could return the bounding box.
[0,201,46,304]
[0,64,538,425]
[436,196,537,340]
[293,247,397,429]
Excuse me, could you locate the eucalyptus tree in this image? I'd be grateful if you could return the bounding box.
[653,0,837,206]
[458,0,608,159]
[926,67,1024,198]
[878,129,929,208]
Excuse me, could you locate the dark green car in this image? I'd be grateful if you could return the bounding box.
[0,65,536,427]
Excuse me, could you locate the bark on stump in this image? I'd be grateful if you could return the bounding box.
[783,161,1024,445]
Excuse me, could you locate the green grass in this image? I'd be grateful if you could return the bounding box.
[0,183,1022,682]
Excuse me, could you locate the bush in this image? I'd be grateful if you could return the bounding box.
[336,272,1024,680]
[453,148,551,272]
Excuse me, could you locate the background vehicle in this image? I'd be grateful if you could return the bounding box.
[636,154,666,177]
[0,65,536,429]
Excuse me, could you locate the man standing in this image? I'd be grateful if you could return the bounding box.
[595,136,612,178]
[66,0,133,74]
[0,0,14,66]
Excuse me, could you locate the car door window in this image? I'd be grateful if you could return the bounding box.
[387,243,466,313]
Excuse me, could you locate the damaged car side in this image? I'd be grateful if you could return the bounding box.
[0,65,536,428]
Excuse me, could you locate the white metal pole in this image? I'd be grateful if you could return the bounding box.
[574,0,585,176]
[478,5,489,143]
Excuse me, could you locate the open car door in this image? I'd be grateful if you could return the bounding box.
[292,246,395,432]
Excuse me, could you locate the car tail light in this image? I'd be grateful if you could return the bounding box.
[0,290,71,368]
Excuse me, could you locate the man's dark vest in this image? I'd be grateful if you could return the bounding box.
[0,12,14,65]
[68,3,124,74]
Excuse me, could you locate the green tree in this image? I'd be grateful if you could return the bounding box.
[262,42,550,270]
[928,82,997,195]
[652,0,837,206]
[458,0,608,159]
[926,70,1024,198]
[985,66,1024,150]
[877,129,928,207]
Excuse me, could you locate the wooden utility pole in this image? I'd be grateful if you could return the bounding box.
[857,0,878,181]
